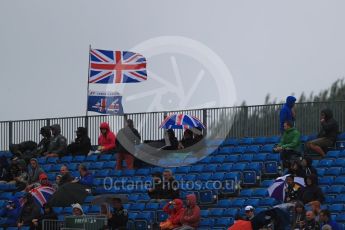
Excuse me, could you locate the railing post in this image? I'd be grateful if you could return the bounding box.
[203,109,207,136]
[84,116,89,130]
[8,121,13,146]
[243,106,248,137]
[46,119,50,128]
[123,114,128,127]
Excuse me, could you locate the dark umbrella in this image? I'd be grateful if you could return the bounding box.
[251,207,290,230]
[48,183,91,207]
[91,194,128,205]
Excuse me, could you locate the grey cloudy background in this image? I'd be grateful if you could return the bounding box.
[1,0,345,121]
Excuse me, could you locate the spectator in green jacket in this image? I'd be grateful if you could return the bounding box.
[274,121,301,169]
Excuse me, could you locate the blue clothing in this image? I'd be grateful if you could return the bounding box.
[280,96,296,132]
[78,172,94,187]
[322,220,340,230]
[0,198,22,227]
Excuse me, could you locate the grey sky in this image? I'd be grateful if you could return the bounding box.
[1,0,345,121]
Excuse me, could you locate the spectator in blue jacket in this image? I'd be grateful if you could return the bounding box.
[0,198,22,227]
[72,164,93,187]
[319,209,340,230]
[279,96,297,133]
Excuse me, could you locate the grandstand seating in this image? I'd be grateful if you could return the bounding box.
[0,133,345,229]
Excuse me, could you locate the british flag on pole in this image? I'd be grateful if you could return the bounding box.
[89,49,147,84]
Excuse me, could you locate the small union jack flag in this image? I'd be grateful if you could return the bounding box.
[89,49,147,84]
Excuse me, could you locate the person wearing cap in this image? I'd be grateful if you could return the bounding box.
[116,119,141,170]
[244,206,255,221]
[45,124,67,158]
[28,158,45,185]
[17,193,40,228]
[72,203,85,216]
[67,127,91,156]
[107,198,128,230]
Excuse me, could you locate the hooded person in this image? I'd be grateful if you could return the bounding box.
[279,96,296,133]
[301,156,317,178]
[176,194,200,230]
[46,124,67,158]
[292,201,306,230]
[301,174,324,204]
[28,158,45,185]
[0,198,22,227]
[67,127,91,156]
[307,109,339,157]
[98,122,116,153]
[36,126,52,156]
[0,156,9,181]
[116,119,141,170]
[72,203,85,216]
[160,199,185,230]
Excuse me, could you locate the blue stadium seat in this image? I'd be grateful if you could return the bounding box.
[222,138,239,147]
[329,204,344,213]
[253,137,268,145]
[204,164,218,173]
[244,198,260,207]
[216,163,233,172]
[217,199,232,208]
[246,145,260,154]
[263,161,279,175]
[325,167,341,176]
[134,213,153,230]
[334,177,345,185]
[239,189,253,197]
[199,190,217,204]
[324,196,334,204]
[266,154,280,161]
[197,173,212,181]
[327,150,340,159]
[300,135,309,143]
[259,198,278,207]
[329,185,345,194]
[218,147,232,155]
[60,156,73,163]
[200,219,215,228]
[156,210,168,222]
[245,162,262,171]
[200,209,209,218]
[84,196,94,204]
[337,133,345,141]
[63,207,73,214]
[239,154,253,162]
[209,208,224,217]
[260,180,274,188]
[334,194,345,203]
[103,161,116,169]
[86,155,98,162]
[266,136,280,144]
[252,188,268,197]
[319,185,329,194]
[229,198,245,208]
[42,164,52,172]
[99,154,113,161]
[318,159,334,168]
[95,169,109,178]
[190,165,205,173]
[138,194,150,202]
[175,166,190,174]
[233,146,246,154]
[184,174,197,181]
[210,156,225,164]
[319,177,334,186]
[260,144,274,153]
[210,172,225,181]
[47,157,58,164]
[214,218,233,228]
[88,205,100,213]
[122,169,135,177]
[38,157,46,165]
[253,153,267,162]
[242,171,259,186]
[336,214,345,222]
[131,203,145,212]
[232,163,246,172]
[89,162,104,170]
[332,159,345,167]
[339,150,345,158]
[199,157,212,164]
[53,207,63,214]
[239,137,254,146]
[317,168,326,177]
[0,192,13,200]
[145,203,159,211]
[223,208,238,217]
[224,155,239,163]
[72,155,86,162]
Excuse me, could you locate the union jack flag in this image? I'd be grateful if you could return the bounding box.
[89,49,147,84]
[29,186,55,206]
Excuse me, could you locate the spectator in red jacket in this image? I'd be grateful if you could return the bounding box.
[160,199,185,230]
[177,194,200,230]
[98,122,116,154]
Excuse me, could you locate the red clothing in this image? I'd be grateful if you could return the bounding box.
[98,122,116,152]
[181,194,200,228]
[116,152,134,170]
[228,220,252,230]
[163,199,185,227]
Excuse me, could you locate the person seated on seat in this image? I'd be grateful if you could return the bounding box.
[148,172,163,200]
[304,211,320,230]
[72,203,85,216]
[319,209,340,230]
[287,160,304,178]
[36,126,52,157]
[162,169,179,200]
[301,175,324,204]
[160,199,185,230]
[0,198,21,228]
[9,141,37,162]
[244,205,255,221]
[67,127,91,156]
[45,124,67,158]
[176,194,200,230]
[32,203,57,230]
[274,120,301,169]
[178,129,195,150]
[284,175,302,203]
[291,201,306,230]
[116,119,141,170]
[72,164,93,187]
[161,129,178,150]
[301,156,317,179]
[59,165,73,186]
[97,122,116,154]
[27,158,45,185]
[17,193,41,228]
[107,198,128,230]
[306,109,339,157]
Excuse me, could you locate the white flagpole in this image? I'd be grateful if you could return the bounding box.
[86,45,91,117]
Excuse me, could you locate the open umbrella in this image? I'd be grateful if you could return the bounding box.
[91,194,128,205]
[159,114,205,129]
[29,186,55,207]
[267,174,305,201]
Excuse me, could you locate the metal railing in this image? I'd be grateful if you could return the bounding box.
[42,216,108,230]
[0,101,344,151]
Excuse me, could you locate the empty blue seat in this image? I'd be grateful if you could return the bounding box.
[199,157,212,164]
[239,138,254,145]
[203,164,218,172]
[210,156,225,164]
[122,169,135,177]
[145,203,159,210]
[239,154,253,162]
[317,168,326,177]
[329,204,344,213]
[253,153,267,162]
[138,194,150,202]
[224,155,239,163]
[230,198,245,208]
[252,188,268,197]
[42,164,52,172]
[60,156,73,163]
[253,137,267,145]
[232,163,246,171]
[103,161,116,169]
[223,138,239,146]
[99,154,113,161]
[319,177,334,186]
[336,214,345,223]
[266,136,280,144]
[47,157,58,164]
[338,150,345,158]
[332,159,345,167]
[72,155,86,162]
[190,165,205,173]
[246,145,260,154]
[260,144,274,153]
[244,198,260,207]
[245,162,262,171]
[175,166,190,174]
[199,190,216,204]
[266,154,280,161]
[131,203,145,211]
[239,189,253,197]
[264,161,279,175]
[329,185,345,194]
[325,167,341,176]
[300,135,309,143]
[53,207,63,214]
[218,199,232,208]
[318,159,334,168]
[63,207,73,214]
[184,174,197,181]
[200,219,215,228]
[259,198,278,207]
[86,155,98,162]
[88,205,100,213]
[260,180,274,188]
[37,157,46,165]
[334,194,345,203]
[210,172,225,181]
[95,169,109,177]
[89,162,104,170]
[224,172,241,180]
[337,133,345,141]
[214,218,233,228]
[218,147,232,155]
[242,171,259,185]
[223,208,238,217]
[197,173,212,181]
[233,146,246,154]
[209,208,224,217]
[216,163,232,172]
[327,150,340,159]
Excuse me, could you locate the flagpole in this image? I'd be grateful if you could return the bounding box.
[86,44,91,117]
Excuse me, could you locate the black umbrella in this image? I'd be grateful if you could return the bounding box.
[251,207,290,230]
[91,194,128,205]
[48,183,91,207]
